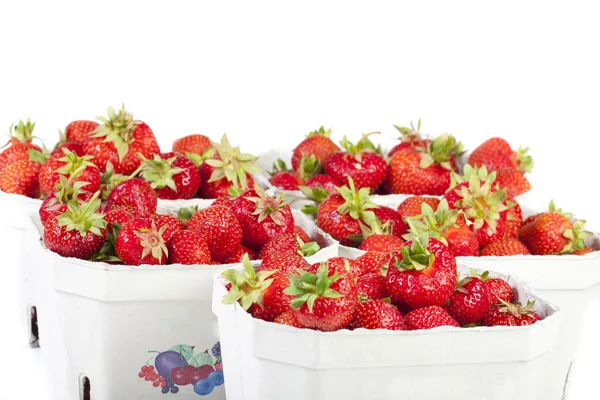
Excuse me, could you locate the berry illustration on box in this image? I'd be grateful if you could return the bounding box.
[138,342,224,395]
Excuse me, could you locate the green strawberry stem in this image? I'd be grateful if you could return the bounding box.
[335,177,378,225]
[91,105,141,162]
[221,254,276,310]
[306,126,332,138]
[417,132,464,170]
[284,262,342,312]
[245,183,289,225]
[394,222,433,271]
[136,153,184,191]
[205,134,261,190]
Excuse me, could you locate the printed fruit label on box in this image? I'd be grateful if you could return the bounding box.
[138,342,224,396]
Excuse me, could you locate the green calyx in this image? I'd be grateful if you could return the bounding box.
[177,205,199,224]
[7,118,36,144]
[392,226,433,271]
[335,177,379,225]
[454,276,472,294]
[417,132,464,170]
[561,219,593,254]
[402,199,458,245]
[221,254,276,310]
[136,154,184,191]
[90,222,123,263]
[284,262,342,312]
[55,148,96,177]
[100,162,128,199]
[299,185,329,215]
[270,158,292,175]
[306,126,332,138]
[359,216,392,239]
[57,191,107,237]
[497,299,537,319]
[296,155,322,181]
[245,183,289,226]
[54,174,90,203]
[91,105,141,162]
[135,221,169,263]
[296,235,320,257]
[393,119,422,143]
[185,148,216,167]
[28,146,50,164]
[205,134,261,190]
[547,200,574,220]
[339,132,383,158]
[470,269,490,282]
[515,146,533,174]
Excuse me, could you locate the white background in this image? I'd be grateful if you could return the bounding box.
[0,1,599,399]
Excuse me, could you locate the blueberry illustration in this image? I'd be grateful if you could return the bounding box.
[208,370,224,387]
[194,379,214,396]
[171,386,179,393]
[211,342,221,357]
[161,387,169,394]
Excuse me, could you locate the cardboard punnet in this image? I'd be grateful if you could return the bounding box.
[212,264,560,400]
[30,197,338,400]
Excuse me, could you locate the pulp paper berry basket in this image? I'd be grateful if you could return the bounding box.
[30,200,338,400]
[212,264,559,400]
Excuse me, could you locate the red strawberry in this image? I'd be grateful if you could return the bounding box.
[320,256,358,278]
[404,306,459,330]
[291,126,340,172]
[105,178,158,216]
[445,276,491,325]
[167,230,212,265]
[104,208,133,231]
[197,134,260,198]
[151,214,185,242]
[468,138,533,174]
[136,152,200,199]
[260,252,311,274]
[98,162,129,200]
[269,159,299,190]
[258,233,320,259]
[324,133,387,191]
[82,105,160,174]
[43,193,107,259]
[293,154,323,184]
[116,217,169,265]
[230,185,294,250]
[225,244,258,263]
[349,300,404,330]
[482,300,541,327]
[396,196,441,235]
[495,169,531,198]
[359,234,404,252]
[386,234,457,309]
[480,237,531,256]
[505,198,523,238]
[353,251,388,276]
[39,176,92,225]
[172,134,214,160]
[286,261,358,331]
[388,120,428,158]
[65,120,99,145]
[0,119,42,174]
[294,226,311,243]
[38,149,101,195]
[274,311,302,328]
[383,132,463,195]
[51,142,84,158]
[357,273,389,300]
[305,174,342,193]
[574,248,594,256]
[371,207,404,238]
[519,202,591,255]
[0,159,41,197]
[187,205,243,262]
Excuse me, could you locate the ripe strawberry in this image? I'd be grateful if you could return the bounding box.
[358,234,404,252]
[480,237,531,256]
[495,169,531,198]
[0,159,41,197]
[151,214,185,242]
[386,234,457,309]
[172,134,214,160]
[574,248,594,256]
[357,273,389,300]
[444,165,509,248]
[136,152,200,199]
[0,119,42,174]
[291,126,340,172]
[396,196,441,235]
[258,233,320,259]
[105,178,158,216]
[324,133,387,191]
[468,137,533,174]
[519,202,591,255]
[38,149,101,195]
[197,134,260,198]
[65,120,99,145]
[43,193,107,259]
[404,306,459,330]
[383,132,463,195]
[305,174,342,193]
[445,276,491,325]
[353,251,388,276]
[104,208,133,230]
[285,261,358,331]
[39,177,92,225]
[260,252,311,274]
[269,159,299,190]
[51,142,84,158]
[116,217,169,266]
[230,185,294,250]
[482,300,541,327]
[82,105,160,174]
[444,226,480,256]
[349,300,404,330]
[504,198,523,238]
[167,230,212,265]
[274,311,302,328]
[222,254,294,322]
[98,162,129,199]
[388,120,428,158]
[225,244,258,263]
[187,205,243,262]
[294,226,311,243]
[320,256,359,277]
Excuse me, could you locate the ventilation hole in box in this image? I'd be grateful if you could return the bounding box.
[29,305,39,347]
[79,375,91,400]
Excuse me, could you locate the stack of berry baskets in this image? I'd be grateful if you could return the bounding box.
[213,248,560,400]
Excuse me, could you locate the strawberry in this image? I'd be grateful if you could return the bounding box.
[187,205,243,262]
[0,119,42,174]
[574,248,594,256]
[357,273,389,300]
[349,300,404,330]
[43,193,107,259]
[291,126,340,172]
[324,133,387,191]
[358,234,404,252]
[198,134,260,198]
[495,169,531,198]
[293,154,323,184]
[116,217,169,266]
[371,207,404,238]
[65,120,99,145]
[269,159,299,190]
[0,159,41,197]
[388,120,428,158]
[305,174,342,193]
[222,254,294,322]
[444,165,509,248]
[480,237,531,256]
[99,162,129,200]
[104,208,133,230]
[151,214,185,242]
[105,178,158,216]
[230,185,294,250]
[260,252,311,274]
[294,226,311,243]
[505,198,523,238]
[482,300,541,327]
[82,105,160,174]
[51,142,84,158]
[385,233,457,309]
[473,271,514,304]
[274,311,302,328]
[258,233,320,259]
[167,230,212,265]
[404,306,459,330]
[172,134,214,161]
[396,196,441,235]
[225,244,258,263]
[136,152,200,199]
[353,251,388,276]
[445,276,491,325]
[285,261,358,331]
[38,149,101,195]
[468,137,533,174]
[39,176,92,225]
[383,132,463,195]
[519,202,592,255]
